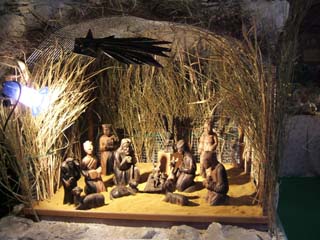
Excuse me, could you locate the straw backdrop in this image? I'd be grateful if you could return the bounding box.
[0,53,95,205]
[95,25,273,208]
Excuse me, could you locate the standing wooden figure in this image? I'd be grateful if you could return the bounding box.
[99,124,118,175]
[198,119,218,178]
[61,157,81,204]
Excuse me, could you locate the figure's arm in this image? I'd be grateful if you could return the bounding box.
[112,135,119,143]
[179,154,196,174]
[212,132,218,151]
[62,178,70,187]
[198,135,204,154]
[99,139,105,151]
[119,156,133,171]
[73,161,81,181]
[80,169,89,178]
[132,165,140,184]
[204,176,216,191]
[213,165,228,193]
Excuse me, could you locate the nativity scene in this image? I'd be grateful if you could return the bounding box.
[0,15,275,228]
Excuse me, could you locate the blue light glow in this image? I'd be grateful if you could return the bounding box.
[2,81,51,116]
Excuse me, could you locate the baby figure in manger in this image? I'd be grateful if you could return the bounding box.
[144,131,178,193]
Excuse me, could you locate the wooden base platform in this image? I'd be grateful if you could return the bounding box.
[24,163,267,226]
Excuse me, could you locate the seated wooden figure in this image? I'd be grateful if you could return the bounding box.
[169,140,197,192]
[113,138,140,193]
[99,124,118,175]
[202,151,229,205]
[61,157,81,204]
[81,140,106,194]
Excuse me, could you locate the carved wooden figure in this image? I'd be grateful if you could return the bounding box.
[61,158,81,204]
[72,186,105,210]
[198,119,219,178]
[99,124,118,175]
[202,152,229,205]
[167,140,196,192]
[110,185,136,199]
[113,138,140,191]
[81,140,106,194]
[163,192,189,206]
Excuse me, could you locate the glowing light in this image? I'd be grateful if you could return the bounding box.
[2,81,55,116]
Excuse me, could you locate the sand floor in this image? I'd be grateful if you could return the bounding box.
[33,163,263,219]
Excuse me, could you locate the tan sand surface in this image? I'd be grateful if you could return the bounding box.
[34,163,262,217]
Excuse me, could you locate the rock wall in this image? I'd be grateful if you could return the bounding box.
[0,0,290,40]
[242,0,289,37]
[0,216,273,240]
[280,115,320,176]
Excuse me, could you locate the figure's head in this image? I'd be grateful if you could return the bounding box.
[62,158,75,171]
[164,132,174,146]
[83,140,93,155]
[72,186,83,196]
[102,124,112,136]
[165,131,174,141]
[176,139,188,154]
[204,119,213,134]
[120,138,133,156]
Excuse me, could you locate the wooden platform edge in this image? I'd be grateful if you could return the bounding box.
[23,207,268,225]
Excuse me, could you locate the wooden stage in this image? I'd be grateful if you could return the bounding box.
[24,163,267,227]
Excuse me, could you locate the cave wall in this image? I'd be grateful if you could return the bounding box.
[280,115,320,176]
[0,0,289,54]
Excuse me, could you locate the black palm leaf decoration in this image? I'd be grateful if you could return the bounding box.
[73,29,171,67]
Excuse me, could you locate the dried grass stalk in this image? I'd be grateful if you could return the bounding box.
[0,53,95,203]
[97,25,270,191]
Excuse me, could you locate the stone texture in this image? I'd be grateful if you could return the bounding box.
[0,216,33,239]
[221,225,270,240]
[202,222,224,240]
[168,225,201,240]
[0,14,26,38]
[242,0,289,34]
[280,115,320,176]
[202,222,271,240]
[0,216,277,240]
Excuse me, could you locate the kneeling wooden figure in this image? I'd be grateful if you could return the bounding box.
[72,186,105,210]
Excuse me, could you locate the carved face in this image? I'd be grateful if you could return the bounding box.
[102,126,111,136]
[204,122,212,134]
[176,140,185,154]
[83,141,93,155]
[122,142,133,156]
[177,146,184,154]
